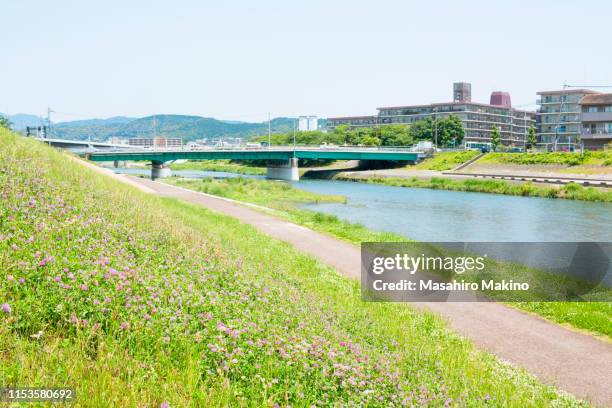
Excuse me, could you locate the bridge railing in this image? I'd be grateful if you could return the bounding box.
[90,144,428,154]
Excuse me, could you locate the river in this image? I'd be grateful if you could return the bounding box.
[112,168,611,242]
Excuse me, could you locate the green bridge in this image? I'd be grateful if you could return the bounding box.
[87,147,422,180]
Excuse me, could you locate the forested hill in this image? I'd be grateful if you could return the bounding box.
[4,113,298,142]
[54,115,297,142]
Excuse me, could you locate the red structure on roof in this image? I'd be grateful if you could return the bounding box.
[490,91,512,108]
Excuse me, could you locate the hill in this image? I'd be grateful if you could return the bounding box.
[1,113,44,129]
[50,114,297,142]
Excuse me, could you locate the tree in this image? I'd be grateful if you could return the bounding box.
[490,125,501,151]
[526,126,537,150]
[360,135,381,146]
[0,115,11,130]
[436,115,464,147]
[409,118,434,141]
[378,124,413,146]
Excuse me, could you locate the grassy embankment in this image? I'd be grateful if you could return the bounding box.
[1,129,590,405]
[335,175,612,202]
[479,151,612,175]
[170,159,267,175]
[413,150,481,171]
[168,177,612,339]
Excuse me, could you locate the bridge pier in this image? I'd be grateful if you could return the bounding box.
[266,158,299,181]
[151,162,171,179]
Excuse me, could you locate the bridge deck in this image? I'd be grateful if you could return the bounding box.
[87,148,420,163]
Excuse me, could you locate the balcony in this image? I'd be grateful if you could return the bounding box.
[582,111,612,122]
[581,129,612,139]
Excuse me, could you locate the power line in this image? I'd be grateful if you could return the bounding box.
[563,84,612,89]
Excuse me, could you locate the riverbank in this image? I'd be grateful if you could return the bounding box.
[170,159,267,175]
[335,173,612,202]
[165,176,612,339]
[164,177,410,244]
[4,131,595,405]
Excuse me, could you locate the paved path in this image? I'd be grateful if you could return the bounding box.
[82,163,612,406]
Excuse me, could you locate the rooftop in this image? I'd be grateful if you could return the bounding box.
[536,89,600,96]
[376,101,533,114]
[579,94,612,105]
[327,115,377,120]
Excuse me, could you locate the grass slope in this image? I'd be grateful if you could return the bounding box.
[481,151,612,167]
[413,151,481,171]
[0,129,588,406]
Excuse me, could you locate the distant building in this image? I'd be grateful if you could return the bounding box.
[327,83,535,147]
[107,136,128,145]
[128,137,182,149]
[298,115,318,131]
[579,93,612,150]
[536,89,600,150]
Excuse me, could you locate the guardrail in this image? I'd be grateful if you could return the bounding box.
[90,144,428,154]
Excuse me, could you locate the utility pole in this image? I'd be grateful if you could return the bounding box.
[433,107,438,151]
[46,108,54,139]
[268,112,271,148]
[293,118,296,149]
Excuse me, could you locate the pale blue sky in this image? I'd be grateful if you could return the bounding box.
[2,0,611,122]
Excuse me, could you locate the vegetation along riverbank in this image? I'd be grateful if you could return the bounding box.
[3,129,594,405]
[335,174,612,202]
[167,176,611,339]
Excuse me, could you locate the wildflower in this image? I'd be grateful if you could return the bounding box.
[1,303,10,314]
[7,275,14,282]
[54,276,61,282]
[120,322,129,330]
[144,313,151,321]
[160,402,169,408]
[19,278,25,284]
[104,297,111,304]
[80,284,88,291]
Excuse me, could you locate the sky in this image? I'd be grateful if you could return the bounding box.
[2,0,611,122]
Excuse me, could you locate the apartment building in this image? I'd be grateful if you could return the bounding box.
[580,93,612,150]
[127,137,182,149]
[298,116,318,131]
[536,89,599,150]
[327,83,535,147]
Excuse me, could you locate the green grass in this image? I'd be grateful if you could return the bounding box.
[165,177,409,244]
[481,151,612,167]
[170,159,267,175]
[167,177,612,338]
[336,175,612,202]
[0,129,590,406]
[413,150,480,171]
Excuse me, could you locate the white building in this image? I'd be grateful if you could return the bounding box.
[298,115,318,131]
